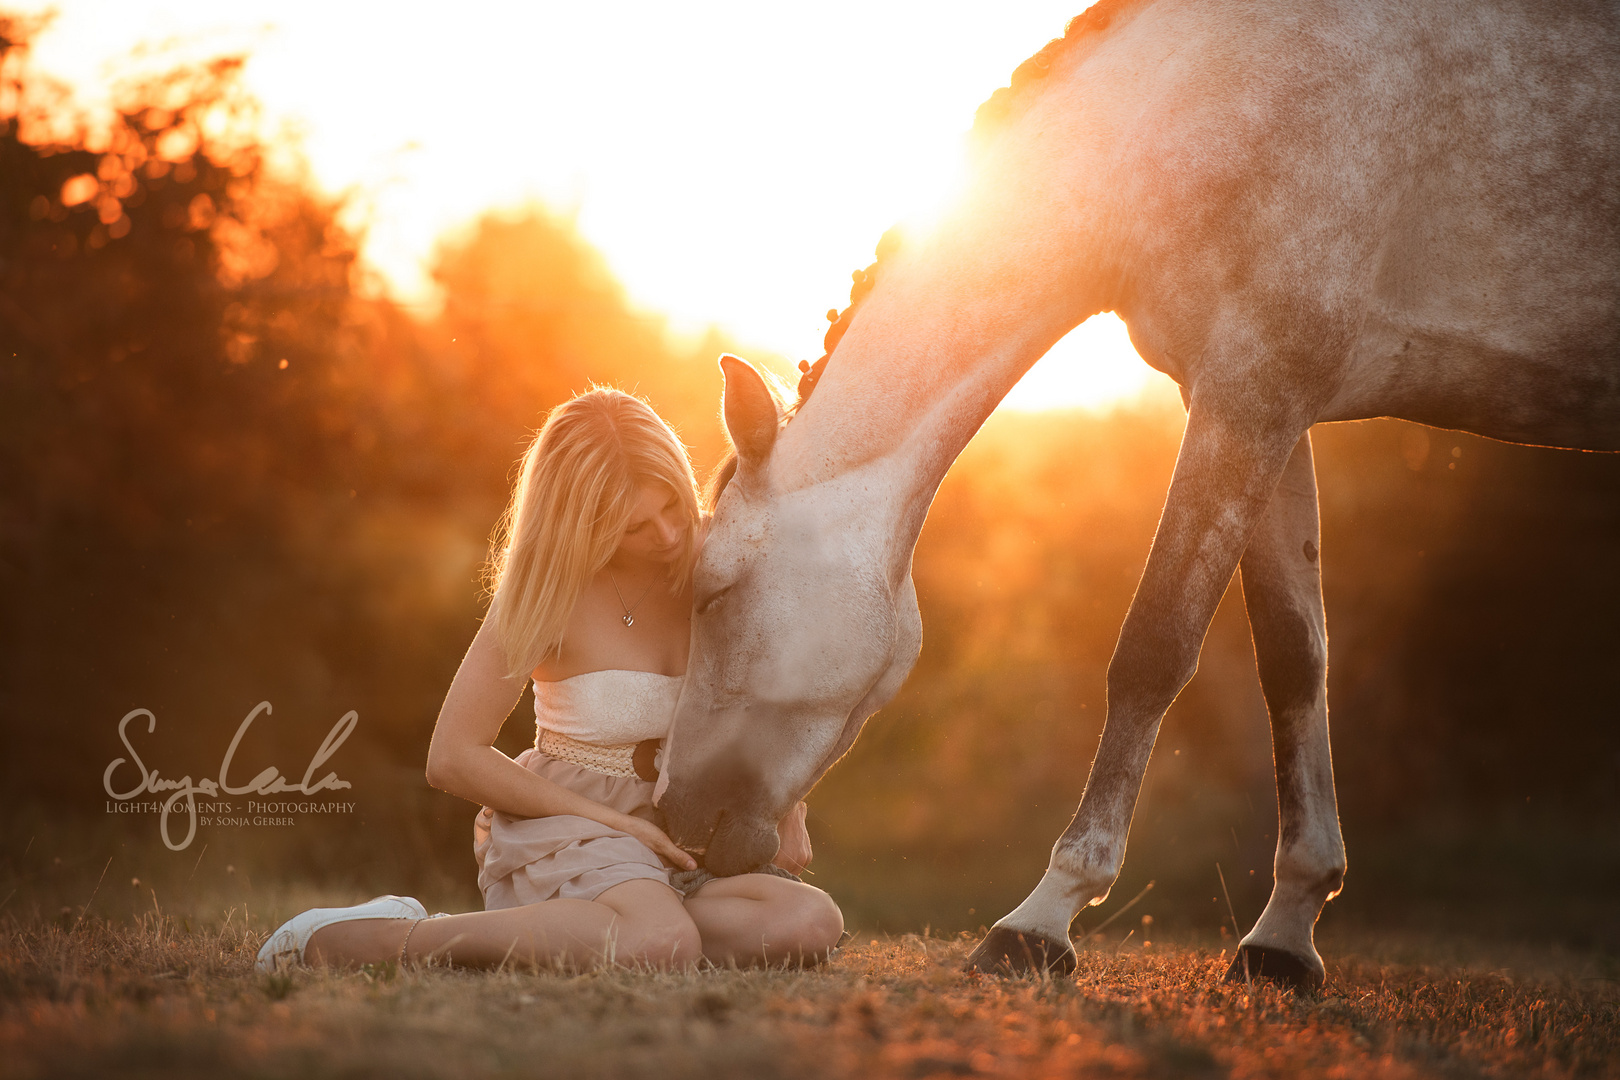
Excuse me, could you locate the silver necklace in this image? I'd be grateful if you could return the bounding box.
[607,569,656,627]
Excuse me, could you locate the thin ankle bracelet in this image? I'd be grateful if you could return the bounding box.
[398,918,424,967]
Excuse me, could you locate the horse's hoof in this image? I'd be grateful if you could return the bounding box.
[963,927,1077,977]
[1222,944,1324,992]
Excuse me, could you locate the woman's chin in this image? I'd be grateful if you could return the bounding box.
[647,545,685,567]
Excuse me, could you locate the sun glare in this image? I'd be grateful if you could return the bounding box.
[11,0,1145,411]
[1000,314,1168,413]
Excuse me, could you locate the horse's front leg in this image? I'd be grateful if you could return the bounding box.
[1230,431,1344,990]
[965,400,1308,976]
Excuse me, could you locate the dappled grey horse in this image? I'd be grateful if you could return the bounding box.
[654,0,1619,987]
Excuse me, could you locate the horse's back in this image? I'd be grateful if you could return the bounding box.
[1332,0,1620,447]
[1087,0,1620,447]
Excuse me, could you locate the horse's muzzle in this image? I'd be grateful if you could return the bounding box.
[701,809,781,877]
[662,786,781,878]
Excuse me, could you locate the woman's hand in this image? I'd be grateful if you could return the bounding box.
[614,813,699,871]
[773,801,812,876]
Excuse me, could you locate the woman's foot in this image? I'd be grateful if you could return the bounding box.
[254,895,426,972]
[305,913,438,967]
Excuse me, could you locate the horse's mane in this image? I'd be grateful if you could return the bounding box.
[972,1,1133,139]
[708,3,1130,507]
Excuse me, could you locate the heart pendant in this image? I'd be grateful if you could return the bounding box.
[623,614,635,627]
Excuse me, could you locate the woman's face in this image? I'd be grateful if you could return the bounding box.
[616,483,688,565]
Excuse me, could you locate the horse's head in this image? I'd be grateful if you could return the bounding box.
[655,354,923,875]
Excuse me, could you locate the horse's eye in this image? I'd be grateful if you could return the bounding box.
[696,586,731,615]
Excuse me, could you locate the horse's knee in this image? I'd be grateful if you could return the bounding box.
[1105,641,1198,721]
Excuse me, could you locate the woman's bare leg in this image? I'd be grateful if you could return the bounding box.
[683,875,844,967]
[304,880,701,970]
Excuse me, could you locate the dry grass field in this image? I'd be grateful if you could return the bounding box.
[3,905,1616,1080]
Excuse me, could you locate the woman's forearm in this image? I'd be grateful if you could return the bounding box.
[427,744,639,833]
[424,618,637,832]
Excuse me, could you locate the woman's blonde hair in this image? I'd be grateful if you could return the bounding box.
[487,387,701,679]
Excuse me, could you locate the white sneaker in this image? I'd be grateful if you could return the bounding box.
[254,894,427,973]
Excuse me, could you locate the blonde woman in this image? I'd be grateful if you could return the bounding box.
[256,388,843,972]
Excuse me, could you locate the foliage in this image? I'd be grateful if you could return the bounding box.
[0,26,367,547]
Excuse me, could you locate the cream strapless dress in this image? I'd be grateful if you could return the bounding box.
[473,670,682,908]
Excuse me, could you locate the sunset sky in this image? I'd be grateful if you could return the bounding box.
[12,0,1167,410]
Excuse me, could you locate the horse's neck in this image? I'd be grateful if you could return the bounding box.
[768,49,1137,502]
[769,229,1112,538]
[764,6,1170,526]
[769,269,1077,550]
[773,328,1013,497]
[775,350,1009,490]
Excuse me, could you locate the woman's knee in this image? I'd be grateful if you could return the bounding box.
[590,881,704,968]
[615,914,702,967]
[765,884,844,953]
[800,887,845,950]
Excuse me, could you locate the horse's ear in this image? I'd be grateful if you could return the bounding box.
[720,354,780,468]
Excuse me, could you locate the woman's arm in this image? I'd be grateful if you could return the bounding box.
[773,801,813,875]
[424,616,696,870]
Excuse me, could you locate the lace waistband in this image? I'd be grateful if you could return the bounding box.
[537,728,662,781]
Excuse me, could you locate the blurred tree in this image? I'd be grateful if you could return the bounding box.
[0,18,403,808]
[0,26,370,555]
[426,207,743,487]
